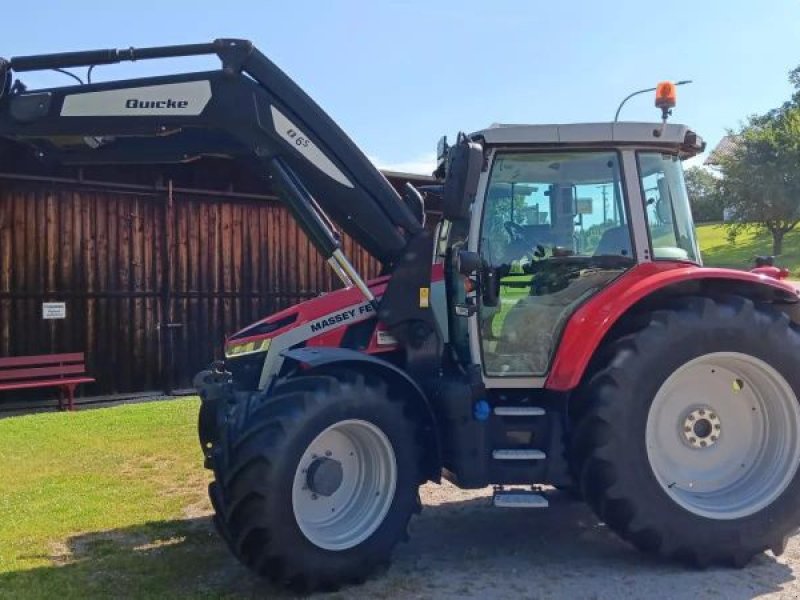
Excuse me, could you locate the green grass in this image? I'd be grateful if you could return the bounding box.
[0,399,272,600]
[697,222,800,277]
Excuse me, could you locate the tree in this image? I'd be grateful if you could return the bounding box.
[717,70,800,256]
[684,166,723,222]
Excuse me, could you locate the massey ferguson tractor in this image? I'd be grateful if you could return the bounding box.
[2,39,800,592]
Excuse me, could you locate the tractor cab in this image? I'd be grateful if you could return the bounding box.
[438,122,706,381]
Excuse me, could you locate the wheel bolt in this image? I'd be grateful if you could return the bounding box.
[311,493,318,500]
[325,450,332,457]
[689,437,697,444]
[688,415,695,421]
[711,435,718,441]
[700,441,707,447]
[684,426,691,432]
[699,409,706,416]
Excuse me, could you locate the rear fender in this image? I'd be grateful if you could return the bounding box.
[280,347,442,481]
[545,262,800,392]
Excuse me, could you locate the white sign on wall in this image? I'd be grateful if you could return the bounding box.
[42,302,66,320]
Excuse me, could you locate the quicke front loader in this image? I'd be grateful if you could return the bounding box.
[2,39,800,592]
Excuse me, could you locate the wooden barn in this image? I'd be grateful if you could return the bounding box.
[0,142,437,408]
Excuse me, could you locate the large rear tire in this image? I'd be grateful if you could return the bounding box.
[208,369,422,592]
[573,296,800,566]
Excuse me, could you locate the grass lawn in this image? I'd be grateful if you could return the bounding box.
[696,222,800,277]
[0,399,271,600]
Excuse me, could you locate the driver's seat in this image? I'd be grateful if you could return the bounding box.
[594,226,633,257]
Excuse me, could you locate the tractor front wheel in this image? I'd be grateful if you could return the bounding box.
[209,369,422,592]
[574,296,800,566]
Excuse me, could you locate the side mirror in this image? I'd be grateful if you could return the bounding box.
[457,249,482,275]
[442,133,483,221]
[456,250,499,308]
[482,268,499,308]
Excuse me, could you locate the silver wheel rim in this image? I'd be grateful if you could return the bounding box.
[292,419,397,550]
[646,352,800,519]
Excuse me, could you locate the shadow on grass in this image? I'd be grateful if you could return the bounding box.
[1,492,795,599]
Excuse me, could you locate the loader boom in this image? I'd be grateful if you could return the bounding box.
[0,39,422,266]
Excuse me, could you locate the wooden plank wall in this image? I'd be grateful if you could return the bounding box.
[0,179,381,397]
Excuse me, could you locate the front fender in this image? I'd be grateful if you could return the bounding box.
[545,262,799,392]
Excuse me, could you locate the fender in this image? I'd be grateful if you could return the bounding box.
[280,346,442,480]
[545,262,799,392]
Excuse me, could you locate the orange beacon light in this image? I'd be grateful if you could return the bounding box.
[655,81,677,110]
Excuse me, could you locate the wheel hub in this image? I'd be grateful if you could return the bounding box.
[306,456,344,497]
[681,406,721,449]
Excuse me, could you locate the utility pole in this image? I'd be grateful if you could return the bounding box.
[597,184,609,223]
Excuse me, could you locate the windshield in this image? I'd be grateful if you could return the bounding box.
[638,152,700,263]
[481,151,634,266]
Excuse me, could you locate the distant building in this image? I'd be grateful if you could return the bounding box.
[705,135,739,166]
[0,140,440,407]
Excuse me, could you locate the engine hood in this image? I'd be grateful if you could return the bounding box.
[226,275,391,348]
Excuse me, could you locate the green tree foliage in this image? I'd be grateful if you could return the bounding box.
[717,69,800,256]
[685,166,723,223]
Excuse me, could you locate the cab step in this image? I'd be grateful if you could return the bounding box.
[493,406,545,417]
[493,490,549,508]
[492,449,546,460]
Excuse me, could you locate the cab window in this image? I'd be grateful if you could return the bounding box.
[638,152,700,262]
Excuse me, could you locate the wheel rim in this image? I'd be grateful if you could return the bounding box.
[646,352,800,520]
[291,419,397,550]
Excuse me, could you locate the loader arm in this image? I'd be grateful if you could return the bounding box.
[0,39,421,267]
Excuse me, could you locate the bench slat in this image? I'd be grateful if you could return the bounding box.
[0,363,87,382]
[0,377,95,392]
[0,353,85,369]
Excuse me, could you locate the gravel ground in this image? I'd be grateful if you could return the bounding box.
[306,482,800,600]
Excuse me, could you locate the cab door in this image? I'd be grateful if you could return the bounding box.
[468,150,636,384]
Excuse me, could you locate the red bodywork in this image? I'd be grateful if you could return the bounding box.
[226,264,446,354]
[226,276,391,351]
[228,259,796,396]
[751,265,790,280]
[545,262,799,392]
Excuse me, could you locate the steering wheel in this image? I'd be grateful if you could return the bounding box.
[504,221,525,241]
[503,221,549,265]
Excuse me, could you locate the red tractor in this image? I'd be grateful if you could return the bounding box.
[2,39,800,592]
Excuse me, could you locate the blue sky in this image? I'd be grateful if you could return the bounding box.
[4,1,798,173]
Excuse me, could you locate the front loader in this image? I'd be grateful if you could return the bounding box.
[2,39,800,592]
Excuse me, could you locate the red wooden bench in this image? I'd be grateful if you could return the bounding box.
[0,353,95,411]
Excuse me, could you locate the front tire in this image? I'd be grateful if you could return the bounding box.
[573,296,800,566]
[209,370,422,591]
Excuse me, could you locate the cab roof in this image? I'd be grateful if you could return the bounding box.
[472,121,694,149]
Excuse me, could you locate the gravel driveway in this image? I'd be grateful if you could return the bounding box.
[305,482,799,600]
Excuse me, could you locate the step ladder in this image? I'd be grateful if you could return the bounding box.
[492,488,549,508]
[492,449,546,460]
[492,405,548,462]
[493,406,545,417]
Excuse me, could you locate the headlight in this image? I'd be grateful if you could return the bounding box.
[225,337,271,358]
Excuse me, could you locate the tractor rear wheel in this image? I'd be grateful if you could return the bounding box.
[573,296,800,566]
[208,369,422,592]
